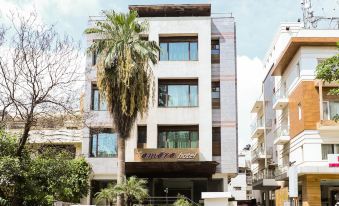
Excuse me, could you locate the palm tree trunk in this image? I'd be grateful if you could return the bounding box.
[117,135,125,206]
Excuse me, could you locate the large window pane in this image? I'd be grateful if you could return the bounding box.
[90,129,117,157]
[92,85,107,111]
[158,126,199,148]
[190,42,198,61]
[322,144,334,160]
[168,85,189,106]
[158,80,198,107]
[323,101,329,120]
[159,37,198,61]
[190,85,198,106]
[160,43,168,61]
[169,42,189,61]
[329,101,339,119]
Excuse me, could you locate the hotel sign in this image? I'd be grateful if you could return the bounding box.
[328,154,339,167]
[134,148,199,162]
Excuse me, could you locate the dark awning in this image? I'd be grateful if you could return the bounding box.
[126,161,218,178]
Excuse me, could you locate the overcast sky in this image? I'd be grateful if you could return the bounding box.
[1,0,338,150]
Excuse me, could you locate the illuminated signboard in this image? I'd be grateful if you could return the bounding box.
[134,148,199,162]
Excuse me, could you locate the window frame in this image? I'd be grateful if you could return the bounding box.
[137,125,147,148]
[159,36,198,61]
[157,125,199,149]
[89,128,118,158]
[91,84,107,111]
[158,79,199,108]
[212,81,220,109]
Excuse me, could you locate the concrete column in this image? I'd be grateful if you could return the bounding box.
[222,175,228,192]
[302,175,321,206]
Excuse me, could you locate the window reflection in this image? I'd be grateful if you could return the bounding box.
[158,126,199,148]
[90,129,117,157]
[158,80,198,107]
[159,36,198,61]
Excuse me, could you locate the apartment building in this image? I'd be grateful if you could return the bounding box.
[229,145,255,204]
[250,22,339,206]
[83,4,238,204]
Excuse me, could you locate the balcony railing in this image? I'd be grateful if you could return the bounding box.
[251,146,265,161]
[253,169,276,183]
[274,166,289,180]
[250,116,264,135]
[273,84,288,110]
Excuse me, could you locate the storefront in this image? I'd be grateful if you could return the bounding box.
[125,148,221,203]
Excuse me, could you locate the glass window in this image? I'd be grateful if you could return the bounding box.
[323,101,329,120]
[322,144,334,160]
[211,39,220,64]
[158,80,198,107]
[329,101,339,119]
[189,42,198,61]
[158,126,199,148]
[137,126,147,148]
[212,82,220,109]
[92,84,107,111]
[90,129,117,157]
[160,43,168,61]
[159,37,198,61]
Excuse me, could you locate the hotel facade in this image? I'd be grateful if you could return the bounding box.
[250,23,339,206]
[82,4,238,204]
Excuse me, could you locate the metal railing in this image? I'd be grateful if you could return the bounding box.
[273,123,290,140]
[273,84,287,106]
[251,145,265,161]
[250,116,264,135]
[253,169,276,183]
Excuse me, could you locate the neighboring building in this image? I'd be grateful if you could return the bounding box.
[250,22,339,206]
[229,145,254,203]
[83,4,238,204]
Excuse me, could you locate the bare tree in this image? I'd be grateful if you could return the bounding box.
[0,10,82,157]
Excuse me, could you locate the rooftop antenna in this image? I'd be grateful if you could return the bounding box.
[300,0,339,29]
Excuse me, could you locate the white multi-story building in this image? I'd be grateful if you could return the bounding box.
[82,4,238,205]
[250,22,339,206]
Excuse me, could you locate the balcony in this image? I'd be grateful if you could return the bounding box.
[250,117,265,139]
[274,166,289,181]
[318,120,339,131]
[272,85,288,110]
[251,146,271,162]
[252,169,279,190]
[250,94,264,113]
[273,123,290,145]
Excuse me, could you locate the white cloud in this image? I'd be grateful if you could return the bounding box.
[237,55,264,150]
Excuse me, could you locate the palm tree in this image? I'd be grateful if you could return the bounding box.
[113,176,149,206]
[95,184,116,206]
[84,10,159,206]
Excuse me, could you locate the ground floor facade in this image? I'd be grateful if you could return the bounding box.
[274,174,339,206]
